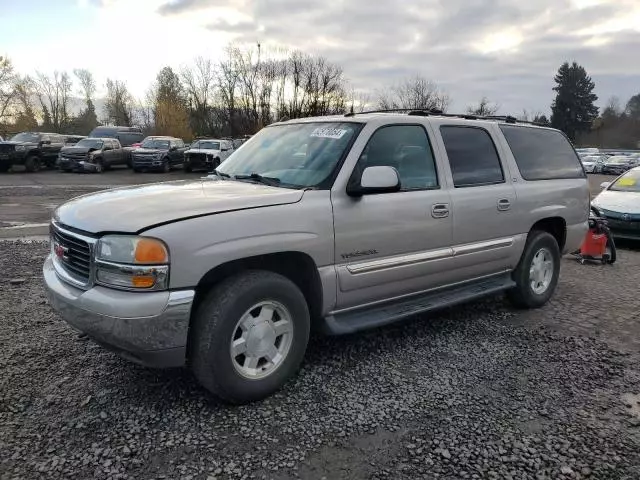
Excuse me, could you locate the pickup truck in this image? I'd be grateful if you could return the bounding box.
[43,112,589,404]
[0,131,65,172]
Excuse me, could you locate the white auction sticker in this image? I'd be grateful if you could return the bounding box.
[310,127,349,139]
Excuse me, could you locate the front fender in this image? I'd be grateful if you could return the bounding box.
[144,191,335,289]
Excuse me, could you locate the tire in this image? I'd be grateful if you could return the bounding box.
[162,158,170,173]
[183,161,192,173]
[24,155,41,173]
[190,271,310,404]
[507,231,561,309]
[214,157,221,169]
[94,159,103,174]
[0,164,10,173]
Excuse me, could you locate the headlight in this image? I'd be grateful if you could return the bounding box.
[95,235,169,290]
[15,145,25,151]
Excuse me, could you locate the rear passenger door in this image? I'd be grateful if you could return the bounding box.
[435,124,519,278]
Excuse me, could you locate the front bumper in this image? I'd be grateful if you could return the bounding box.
[602,166,627,175]
[43,255,194,367]
[0,152,25,165]
[58,158,97,172]
[185,154,213,170]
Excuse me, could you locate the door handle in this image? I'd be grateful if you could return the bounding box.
[431,203,449,218]
[497,199,511,211]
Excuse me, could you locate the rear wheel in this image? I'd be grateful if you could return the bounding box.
[507,231,560,309]
[190,271,310,404]
[24,155,41,173]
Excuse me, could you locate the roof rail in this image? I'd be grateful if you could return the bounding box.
[344,108,545,126]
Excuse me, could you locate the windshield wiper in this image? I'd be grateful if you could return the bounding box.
[211,169,231,178]
[234,173,281,187]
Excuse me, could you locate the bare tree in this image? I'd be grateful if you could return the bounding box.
[216,46,241,136]
[377,75,450,112]
[181,57,216,135]
[12,75,38,130]
[0,55,18,122]
[466,97,499,116]
[33,71,73,131]
[104,79,134,126]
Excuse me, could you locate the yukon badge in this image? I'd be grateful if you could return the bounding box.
[341,249,378,260]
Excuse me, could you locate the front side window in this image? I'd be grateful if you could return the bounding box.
[353,124,439,190]
[500,125,584,180]
[441,126,504,187]
[217,122,362,188]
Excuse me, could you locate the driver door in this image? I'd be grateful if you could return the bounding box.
[331,123,454,310]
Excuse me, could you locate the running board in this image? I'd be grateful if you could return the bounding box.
[321,273,515,335]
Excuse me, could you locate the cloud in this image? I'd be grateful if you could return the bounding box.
[155,0,640,112]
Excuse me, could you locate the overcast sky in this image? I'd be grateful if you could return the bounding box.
[2,0,639,115]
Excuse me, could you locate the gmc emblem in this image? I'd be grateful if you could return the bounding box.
[54,242,69,260]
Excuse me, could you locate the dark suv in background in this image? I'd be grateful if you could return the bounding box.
[0,132,65,172]
[58,138,129,173]
[88,126,144,147]
[131,136,187,172]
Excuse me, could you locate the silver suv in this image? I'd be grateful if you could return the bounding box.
[43,112,589,403]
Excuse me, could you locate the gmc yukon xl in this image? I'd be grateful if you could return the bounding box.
[43,112,589,404]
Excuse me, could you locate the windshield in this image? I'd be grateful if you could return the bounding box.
[10,132,40,142]
[217,122,362,188]
[141,139,170,149]
[610,170,640,192]
[76,139,104,149]
[198,141,221,150]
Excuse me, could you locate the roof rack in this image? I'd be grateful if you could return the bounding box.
[344,108,544,126]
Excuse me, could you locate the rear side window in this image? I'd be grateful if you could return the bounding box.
[440,126,504,187]
[499,125,585,180]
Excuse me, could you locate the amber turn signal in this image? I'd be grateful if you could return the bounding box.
[134,238,168,264]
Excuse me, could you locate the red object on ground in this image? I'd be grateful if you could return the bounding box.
[579,230,608,258]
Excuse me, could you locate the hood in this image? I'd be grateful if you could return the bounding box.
[61,146,93,154]
[187,148,221,154]
[593,190,640,214]
[135,147,166,155]
[54,178,304,234]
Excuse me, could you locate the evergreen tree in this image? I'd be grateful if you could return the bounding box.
[550,62,598,141]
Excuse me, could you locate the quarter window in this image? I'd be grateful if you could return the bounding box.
[499,125,585,180]
[355,125,438,191]
[440,126,504,187]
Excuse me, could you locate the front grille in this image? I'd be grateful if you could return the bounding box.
[0,144,15,153]
[52,225,92,283]
[61,153,88,160]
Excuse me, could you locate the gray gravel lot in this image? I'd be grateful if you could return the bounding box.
[1,241,640,480]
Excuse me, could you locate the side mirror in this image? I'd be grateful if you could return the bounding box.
[347,166,401,197]
[170,146,177,151]
[600,182,611,189]
[41,140,51,145]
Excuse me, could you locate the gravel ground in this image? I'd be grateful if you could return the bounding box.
[1,241,640,480]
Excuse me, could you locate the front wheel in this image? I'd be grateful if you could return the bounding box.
[24,155,41,172]
[190,271,310,404]
[162,159,170,173]
[507,231,560,309]
[94,159,103,173]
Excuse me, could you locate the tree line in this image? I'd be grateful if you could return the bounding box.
[1,48,638,148]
